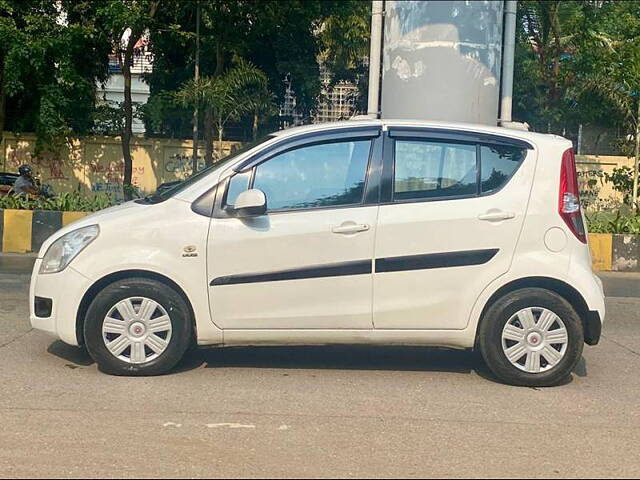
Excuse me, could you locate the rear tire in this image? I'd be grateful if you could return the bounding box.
[478,288,584,387]
[84,277,193,376]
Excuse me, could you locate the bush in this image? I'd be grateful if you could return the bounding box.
[587,211,640,234]
[0,192,116,212]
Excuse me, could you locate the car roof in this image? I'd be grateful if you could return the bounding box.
[271,118,567,146]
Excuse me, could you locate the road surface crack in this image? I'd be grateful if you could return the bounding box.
[602,334,640,358]
[0,328,33,349]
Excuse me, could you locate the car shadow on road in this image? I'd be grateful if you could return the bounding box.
[177,344,503,380]
[46,340,582,386]
[47,340,94,367]
[177,345,581,386]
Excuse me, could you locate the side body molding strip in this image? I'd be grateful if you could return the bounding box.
[376,249,500,273]
[211,260,372,286]
[210,249,499,286]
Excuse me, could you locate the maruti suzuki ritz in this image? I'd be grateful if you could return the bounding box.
[30,120,605,386]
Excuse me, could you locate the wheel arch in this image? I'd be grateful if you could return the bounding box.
[475,276,591,347]
[75,269,197,346]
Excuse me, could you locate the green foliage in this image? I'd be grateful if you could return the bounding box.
[604,166,637,204]
[176,56,273,158]
[1,0,110,152]
[514,0,640,135]
[122,183,142,200]
[319,1,371,112]
[0,192,115,212]
[587,211,640,235]
[91,102,125,137]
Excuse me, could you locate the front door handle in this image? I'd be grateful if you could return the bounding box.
[331,222,370,234]
[478,211,516,222]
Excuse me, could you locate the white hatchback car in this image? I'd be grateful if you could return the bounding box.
[30,120,605,386]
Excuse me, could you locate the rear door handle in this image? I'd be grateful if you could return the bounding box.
[331,222,370,234]
[478,211,516,222]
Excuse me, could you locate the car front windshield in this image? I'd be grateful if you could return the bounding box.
[141,135,275,204]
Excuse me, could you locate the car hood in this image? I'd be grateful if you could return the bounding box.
[36,200,151,258]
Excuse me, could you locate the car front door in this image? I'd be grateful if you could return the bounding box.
[207,128,383,330]
[373,127,535,330]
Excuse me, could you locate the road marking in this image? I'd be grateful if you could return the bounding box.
[205,423,256,429]
[162,422,182,428]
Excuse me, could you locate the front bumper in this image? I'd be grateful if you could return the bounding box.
[29,259,93,346]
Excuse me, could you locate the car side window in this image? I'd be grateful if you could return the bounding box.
[394,140,477,201]
[480,145,526,194]
[248,139,372,211]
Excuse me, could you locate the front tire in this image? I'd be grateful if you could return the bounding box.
[478,288,584,387]
[84,278,193,376]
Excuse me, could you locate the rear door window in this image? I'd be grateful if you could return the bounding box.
[394,140,477,200]
[480,145,526,194]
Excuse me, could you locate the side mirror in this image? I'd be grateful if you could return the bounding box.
[233,189,267,217]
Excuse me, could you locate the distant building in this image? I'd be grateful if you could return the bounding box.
[279,74,305,128]
[96,32,153,135]
[313,64,360,124]
[278,63,362,128]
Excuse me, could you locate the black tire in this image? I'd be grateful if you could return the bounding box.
[477,288,584,387]
[84,277,193,376]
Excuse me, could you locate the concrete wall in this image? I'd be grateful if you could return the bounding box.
[1,133,241,201]
[381,0,504,125]
[576,155,636,207]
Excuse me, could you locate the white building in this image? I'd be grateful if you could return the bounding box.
[96,33,153,135]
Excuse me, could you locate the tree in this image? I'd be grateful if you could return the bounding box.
[145,1,366,140]
[577,1,640,209]
[513,0,585,131]
[0,0,109,154]
[177,58,271,167]
[318,1,371,113]
[97,0,160,200]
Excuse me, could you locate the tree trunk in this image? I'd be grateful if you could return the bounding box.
[203,106,214,168]
[191,0,201,175]
[253,113,258,141]
[121,35,138,201]
[633,101,640,212]
[205,39,225,167]
[0,60,6,169]
[217,125,224,161]
[121,1,159,200]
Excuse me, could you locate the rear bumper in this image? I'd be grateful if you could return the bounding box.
[584,310,602,346]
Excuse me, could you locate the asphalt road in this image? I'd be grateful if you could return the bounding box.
[1,258,639,478]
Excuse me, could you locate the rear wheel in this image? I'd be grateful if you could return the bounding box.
[478,288,584,387]
[84,278,193,376]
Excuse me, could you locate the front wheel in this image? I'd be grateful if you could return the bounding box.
[84,278,193,376]
[478,288,584,387]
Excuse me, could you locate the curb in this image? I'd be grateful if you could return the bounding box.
[0,209,89,254]
[590,233,640,272]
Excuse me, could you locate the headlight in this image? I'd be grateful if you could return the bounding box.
[39,225,99,274]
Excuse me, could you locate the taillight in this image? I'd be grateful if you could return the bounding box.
[559,148,587,243]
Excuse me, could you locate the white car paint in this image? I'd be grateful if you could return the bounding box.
[29,119,605,354]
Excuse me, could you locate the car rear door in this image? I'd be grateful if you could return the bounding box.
[373,127,536,330]
[207,127,383,330]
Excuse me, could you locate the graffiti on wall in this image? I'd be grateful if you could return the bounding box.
[3,134,242,198]
[89,163,145,198]
[6,146,70,182]
[164,153,205,178]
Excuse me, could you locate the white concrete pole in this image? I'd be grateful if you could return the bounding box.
[367,1,384,118]
[500,0,517,124]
